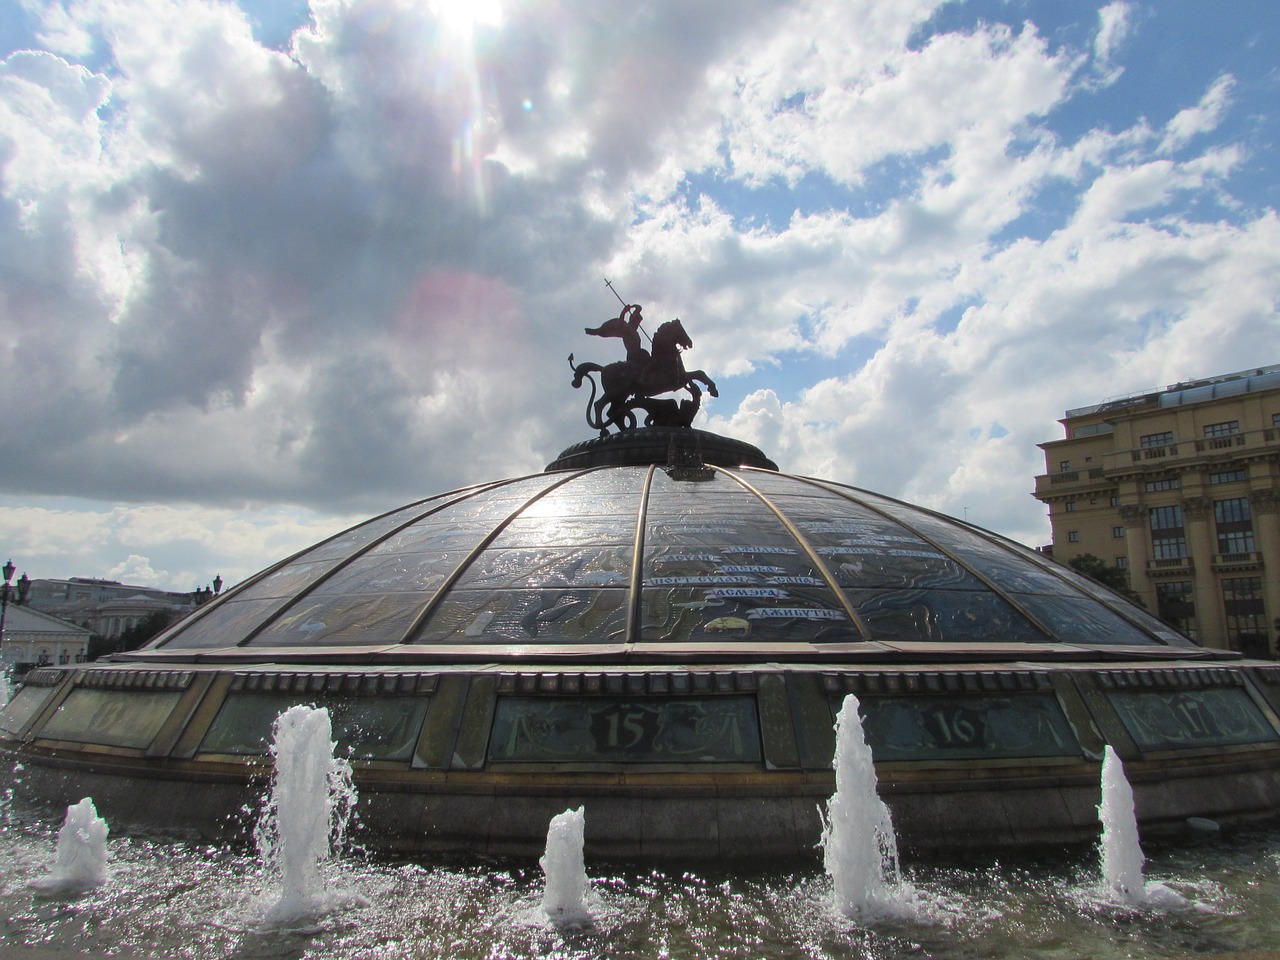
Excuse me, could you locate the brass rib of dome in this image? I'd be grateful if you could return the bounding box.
[148,482,512,650]
[624,464,658,651]
[711,467,870,641]
[395,467,608,647]
[765,473,1055,642]
[829,478,1187,650]
[770,471,1173,646]
[195,475,558,651]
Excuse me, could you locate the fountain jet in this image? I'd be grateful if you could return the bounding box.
[1098,744,1186,908]
[1099,745,1145,902]
[821,694,912,918]
[31,796,108,895]
[255,705,357,926]
[540,806,589,922]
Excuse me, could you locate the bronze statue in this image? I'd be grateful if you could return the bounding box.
[569,297,717,436]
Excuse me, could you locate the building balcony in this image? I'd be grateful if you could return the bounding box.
[1103,427,1279,475]
[1213,551,1264,572]
[1147,556,1194,577]
[1032,467,1107,497]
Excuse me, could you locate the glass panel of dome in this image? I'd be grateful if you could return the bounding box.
[450,546,632,591]
[411,588,630,644]
[725,471,831,497]
[848,588,1046,643]
[242,560,344,599]
[516,467,649,518]
[155,597,295,649]
[866,504,1081,596]
[821,546,984,591]
[1096,601,1194,645]
[311,550,471,595]
[639,586,852,643]
[301,503,462,561]
[1010,595,1158,645]
[247,592,426,646]
[644,515,798,552]
[766,496,987,591]
[371,519,508,553]
[646,545,828,584]
[494,516,638,548]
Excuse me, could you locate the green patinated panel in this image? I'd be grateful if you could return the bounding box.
[1106,687,1279,750]
[39,689,182,749]
[833,693,1081,761]
[453,675,497,769]
[0,685,58,735]
[488,696,761,763]
[415,675,468,768]
[200,693,429,761]
[757,673,799,769]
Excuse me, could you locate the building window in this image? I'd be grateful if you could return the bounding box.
[1210,469,1247,484]
[1145,478,1180,492]
[1065,501,1077,512]
[1215,497,1255,555]
[1149,505,1186,560]
[1112,526,1125,539]
[1109,496,1120,507]
[1068,531,1080,543]
[1140,431,1174,448]
[1203,420,1240,438]
[1115,556,1128,570]
[1222,577,1266,654]
[1059,460,1072,473]
[1155,581,1196,639]
[1273,413,1280,428]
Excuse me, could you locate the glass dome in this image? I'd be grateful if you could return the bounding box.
[10,427,1277,862]
[140,429,1189,660]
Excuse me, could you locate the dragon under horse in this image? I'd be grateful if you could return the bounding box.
[569,303,718,435]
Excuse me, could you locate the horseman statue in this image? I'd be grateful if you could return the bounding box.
[569,288,717,436]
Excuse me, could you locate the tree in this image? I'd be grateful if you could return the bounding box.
[1066,554,1146,608]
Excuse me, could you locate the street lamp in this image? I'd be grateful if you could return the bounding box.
[0,559,15,650]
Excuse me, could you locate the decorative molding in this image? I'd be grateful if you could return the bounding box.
[1119,504,1147,528]
[1181,496,1212,521]
[1250,488,1280,514]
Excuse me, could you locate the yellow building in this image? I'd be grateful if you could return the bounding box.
[1033,365,1280,656]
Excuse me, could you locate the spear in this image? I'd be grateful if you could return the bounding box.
[604,277,652,344]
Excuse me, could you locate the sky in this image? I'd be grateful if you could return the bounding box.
[0,0,1277,594]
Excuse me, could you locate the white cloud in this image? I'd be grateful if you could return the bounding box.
[1093,1,1133,84]
[1160,74,1235,153]
[1,0,1277,589]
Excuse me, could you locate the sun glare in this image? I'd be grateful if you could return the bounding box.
[431,0,503,33]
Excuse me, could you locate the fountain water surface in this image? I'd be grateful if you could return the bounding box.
[821,694,915,919]
[540,806,589,922]
[30,796,108,895]
[254,704,359,926]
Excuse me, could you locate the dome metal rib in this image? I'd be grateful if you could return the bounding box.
[398,467,601,646]
[711,467,869,641]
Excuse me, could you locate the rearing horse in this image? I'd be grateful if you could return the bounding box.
[570,317,718,436]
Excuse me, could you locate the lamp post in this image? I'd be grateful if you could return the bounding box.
[0,560,23,680]
[0,559,15,646]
